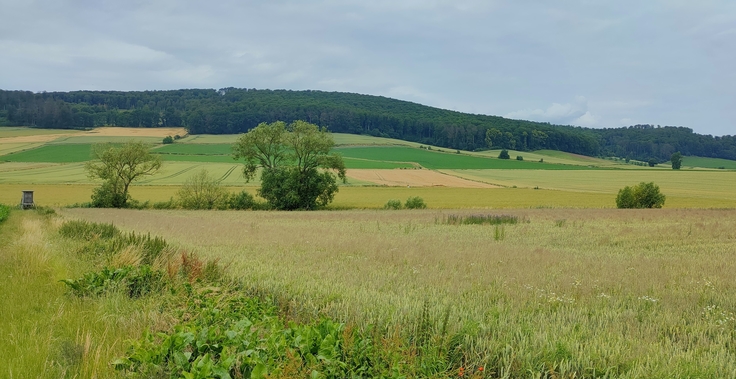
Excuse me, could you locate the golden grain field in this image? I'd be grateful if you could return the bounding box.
[59,207,736,377]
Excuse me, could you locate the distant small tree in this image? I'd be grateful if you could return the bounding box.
[671,151,683,170]
[516,155,523,161]
[178,169,230,210]
[85,141,162,208]
[162,136,174,144]
[648,158,658,167]
[616,182,666,208]
[498,149,510,159]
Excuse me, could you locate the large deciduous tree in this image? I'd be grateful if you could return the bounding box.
[85,141,162,208]
[233,121,346,210]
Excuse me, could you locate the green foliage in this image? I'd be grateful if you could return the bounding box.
[59,220,120,240]
[162,136,174,144]
[234,121,346,210]
[516,155,524,161]
[404,196,427,209]
[444,214,520,225]
[259,167,339,210]
[0,204,9,223]
[648,158,658,167]
[85,141,162,208]
[91,181,129,208]
[616,182,666,208]
[671,151,683,170]
[384,199,403,210]
[177,169,230,210]
[498,149,510,159]
[228,190,258,210]
[61,265,164,298]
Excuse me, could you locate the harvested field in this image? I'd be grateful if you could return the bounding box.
[346,169,499,188]
[82,127,187,137]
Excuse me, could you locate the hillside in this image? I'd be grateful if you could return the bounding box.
[1,88,735,162]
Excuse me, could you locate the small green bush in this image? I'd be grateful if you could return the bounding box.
[229,190,257,210]
[498,149,510,159]
[404,196,427,209]
[444,214,520,225]
[162,136,174,144]
[0,204,9,223]
[616,182,666,208]
[152,198,177,209]
[59,220,120,240]
[178,169,230,210]
[384,199,403,210]
[61,265,165,298]
[516,155,524,161]
[91,182,129,208]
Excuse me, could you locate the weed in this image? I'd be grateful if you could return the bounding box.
[444,214,521,225]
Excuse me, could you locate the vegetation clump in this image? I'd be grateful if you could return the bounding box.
[85,141,162,208]
[384,199,403,210]
[0,204,9,223]
[404,196,427,209]
[162,135,174,144]
[444,214,521,225]
[498,149,510,159]
[671,151,683,170]
[177,169,230,210]
[233,120,346,210]
[616,182,666,208]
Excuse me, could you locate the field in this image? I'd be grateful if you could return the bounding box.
[2,127,736,208]
[3,125,736,377]
[53,207,736,378]
[682,156,736,170]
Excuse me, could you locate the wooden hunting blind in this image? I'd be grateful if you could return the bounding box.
[21,190,34,209]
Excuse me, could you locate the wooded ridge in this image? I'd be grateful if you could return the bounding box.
[1,88,734,161]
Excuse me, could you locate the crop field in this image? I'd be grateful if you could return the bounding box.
[57,207,736,378]
[682,156,736,170]
[446,169,736,202]
[335,146,595,170]
[1,144,96,163]
[0,126,82,138]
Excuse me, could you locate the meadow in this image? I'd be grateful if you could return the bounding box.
[57,207,736,378]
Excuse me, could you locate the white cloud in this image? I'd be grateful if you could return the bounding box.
[505,96,597,126]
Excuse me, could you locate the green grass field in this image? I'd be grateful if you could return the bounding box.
[1,144,95,163]
[336,146,598,170]
[682,156,736,169]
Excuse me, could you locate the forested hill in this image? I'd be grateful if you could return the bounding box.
[1,88,734,161]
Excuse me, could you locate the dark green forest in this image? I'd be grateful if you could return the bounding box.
[1,88,734,161]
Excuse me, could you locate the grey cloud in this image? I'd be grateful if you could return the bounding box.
[0,0,734,135]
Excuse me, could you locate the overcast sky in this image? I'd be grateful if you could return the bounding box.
[1,0,734,135]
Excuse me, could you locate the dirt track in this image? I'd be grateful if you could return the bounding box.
[346,169,498,188]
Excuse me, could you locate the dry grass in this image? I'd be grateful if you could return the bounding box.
[61,208,736,377]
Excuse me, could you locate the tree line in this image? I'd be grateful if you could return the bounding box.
[1,88,735,161]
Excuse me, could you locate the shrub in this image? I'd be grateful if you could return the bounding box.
[0,204,9,223]
[384,199,403,210]
[648,158,658,167]
[91,181,129,208]
[178,169,230,210]
[229,190,257,210]
[59,220,120,240]
[152,198,177,209]
[616,182,666,208]
[444,214,521,225]
[516,155,524,161]
[498,149,510,159]
[162,136,174,144]
[404,196,427,209]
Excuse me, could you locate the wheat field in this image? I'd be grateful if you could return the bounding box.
[60,207,736,378]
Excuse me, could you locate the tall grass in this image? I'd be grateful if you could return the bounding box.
[61,208,736,378]
[0,212,175,378]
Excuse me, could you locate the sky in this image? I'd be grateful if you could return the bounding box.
[1,0,734,136]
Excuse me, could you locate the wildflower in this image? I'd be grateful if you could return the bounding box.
[478,366,484,372]
[458,367,465,377]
